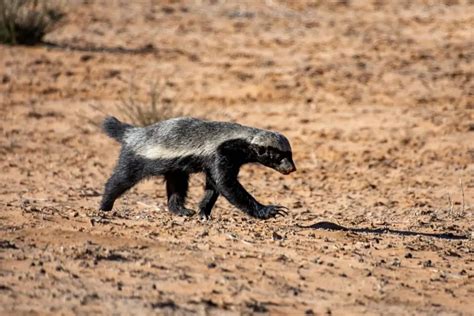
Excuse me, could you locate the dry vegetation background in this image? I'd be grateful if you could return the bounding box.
[0,0,473,315]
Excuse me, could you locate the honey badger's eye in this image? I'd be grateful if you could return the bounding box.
[271,151,282,160]
[257,147,266,156]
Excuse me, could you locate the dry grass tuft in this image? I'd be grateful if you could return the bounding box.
[118,80,185,127]
[0,0,64,45]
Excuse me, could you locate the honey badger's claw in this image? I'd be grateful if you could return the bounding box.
[254,205,289,219]
[277,207,289,216]
[199,212,211,221]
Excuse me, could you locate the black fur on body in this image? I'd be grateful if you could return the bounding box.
[100,116,296,220]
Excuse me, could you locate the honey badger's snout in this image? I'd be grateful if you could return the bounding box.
[276,157,296,175]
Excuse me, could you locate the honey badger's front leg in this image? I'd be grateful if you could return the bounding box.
[210,154,288,219]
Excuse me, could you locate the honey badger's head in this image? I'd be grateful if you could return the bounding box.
[250,131,296,175]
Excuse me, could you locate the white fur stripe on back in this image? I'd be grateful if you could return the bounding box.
[136,144,215,160]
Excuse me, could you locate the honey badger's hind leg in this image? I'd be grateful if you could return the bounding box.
[100,154,144,212]
[165,172,195,217]
[198,175,219,220]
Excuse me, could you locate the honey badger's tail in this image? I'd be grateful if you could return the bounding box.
[102,116,134,143]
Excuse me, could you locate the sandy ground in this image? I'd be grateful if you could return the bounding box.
[1,0,473,314]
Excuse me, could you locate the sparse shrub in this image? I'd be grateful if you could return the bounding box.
[118,80,185,126]
[0,0,64,45]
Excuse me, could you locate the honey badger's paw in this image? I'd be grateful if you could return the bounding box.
[171,208,196,217]
[253,205,288,219]
[199,211,211,221]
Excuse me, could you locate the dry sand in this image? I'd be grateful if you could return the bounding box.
[0,0,473,315]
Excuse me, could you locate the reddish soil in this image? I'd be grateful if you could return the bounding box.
[0,0,473,315]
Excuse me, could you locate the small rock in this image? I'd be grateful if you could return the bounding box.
[80,54,94,62]
[272,231,284,241]
[422,260,433,268]
[207,262,217,269]
[1,75,10,84]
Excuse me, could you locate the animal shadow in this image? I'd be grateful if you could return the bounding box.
[300,221,468,240]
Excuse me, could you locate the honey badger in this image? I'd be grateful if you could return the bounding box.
[99,116,296,220]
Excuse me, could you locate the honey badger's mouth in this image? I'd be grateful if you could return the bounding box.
[278,167,296,175]
[276,159,296,174]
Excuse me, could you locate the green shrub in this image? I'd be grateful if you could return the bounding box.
[0,0,64,45]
